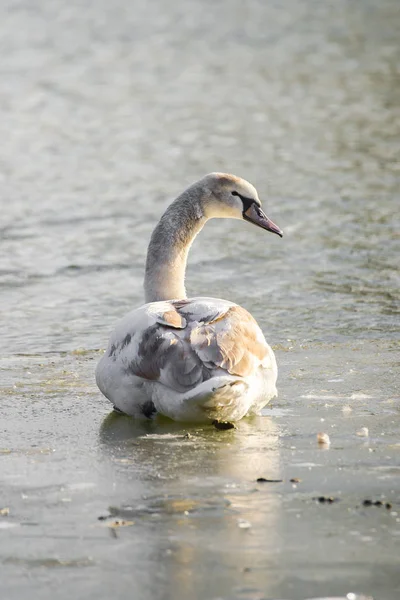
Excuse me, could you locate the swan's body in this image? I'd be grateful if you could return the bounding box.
[96,173,283,423]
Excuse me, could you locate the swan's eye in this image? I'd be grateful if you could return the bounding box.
[231,191,240,197]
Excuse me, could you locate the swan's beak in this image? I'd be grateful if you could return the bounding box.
[243,204,283,237]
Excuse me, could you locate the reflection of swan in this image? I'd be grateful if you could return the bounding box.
[98,410,284,598]
[99,410,185,443]
[96,173,283,423]
[99,409,282,488]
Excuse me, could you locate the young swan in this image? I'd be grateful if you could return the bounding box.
[96,173,283,423]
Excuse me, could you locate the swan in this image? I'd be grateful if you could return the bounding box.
[96,173,283,423]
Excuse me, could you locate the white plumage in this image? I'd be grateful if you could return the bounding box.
[96,173,283,422]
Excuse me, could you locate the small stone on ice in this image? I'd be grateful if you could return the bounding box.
[237,519,251,529]
[317,432,331,445]
[356,427,369,437]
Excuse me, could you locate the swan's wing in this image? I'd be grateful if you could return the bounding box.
[182,300,271,378]
[105,301,207,393]
[105,298,271,393]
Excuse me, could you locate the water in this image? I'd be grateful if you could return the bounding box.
[0,0,399,598]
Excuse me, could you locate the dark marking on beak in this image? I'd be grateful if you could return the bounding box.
[243,203,283,237]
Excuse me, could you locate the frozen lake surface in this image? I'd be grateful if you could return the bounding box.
[1,0,399,598]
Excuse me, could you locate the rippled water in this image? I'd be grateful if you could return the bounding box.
[1,1,399,599]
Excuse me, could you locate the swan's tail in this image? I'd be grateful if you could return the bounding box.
[154,376,250,423]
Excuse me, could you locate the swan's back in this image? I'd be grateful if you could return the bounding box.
[96,297,277,421]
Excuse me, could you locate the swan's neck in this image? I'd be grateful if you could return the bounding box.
[144,191,207,303]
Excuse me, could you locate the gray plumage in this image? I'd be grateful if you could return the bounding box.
[96,173,282,422]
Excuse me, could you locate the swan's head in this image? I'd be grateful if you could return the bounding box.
[200,172,283,237]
